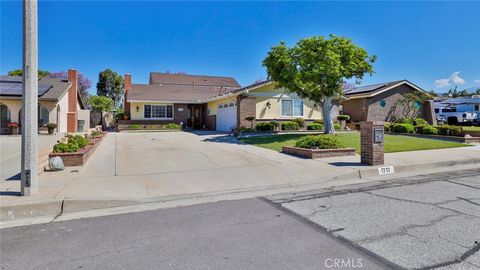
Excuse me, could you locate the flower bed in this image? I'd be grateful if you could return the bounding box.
[281,134,356,159]
[49,132,107,166]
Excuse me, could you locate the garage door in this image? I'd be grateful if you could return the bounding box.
[216,103,237,132]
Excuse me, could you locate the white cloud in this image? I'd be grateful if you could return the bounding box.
[434,71,466,88]
[474,79,480,85]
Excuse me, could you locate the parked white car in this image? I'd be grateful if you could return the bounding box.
[434,106,477,125]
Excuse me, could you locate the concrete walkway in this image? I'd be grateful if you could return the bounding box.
[1,131,479,221]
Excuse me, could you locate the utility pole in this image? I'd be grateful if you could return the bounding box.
[21,0,38,196]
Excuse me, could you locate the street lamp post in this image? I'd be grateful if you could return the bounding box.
[21,0,38,196]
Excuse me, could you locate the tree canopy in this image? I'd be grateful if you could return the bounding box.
[8,69,50,78]
[96,69,124,108]
[88,95,114,112]
[263,35,376,133]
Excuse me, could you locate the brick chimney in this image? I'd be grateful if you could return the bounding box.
[124,74,132,112]
[66,69,78,133]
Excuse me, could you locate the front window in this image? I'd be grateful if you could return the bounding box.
[282,99,303,117]
[144,104,174,119]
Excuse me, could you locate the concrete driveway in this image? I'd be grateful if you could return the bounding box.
[2,131,350,201]
[0,134,63,182]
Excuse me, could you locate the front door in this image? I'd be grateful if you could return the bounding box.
[188,104,203,129]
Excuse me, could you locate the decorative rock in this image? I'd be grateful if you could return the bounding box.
[48,156,65,171]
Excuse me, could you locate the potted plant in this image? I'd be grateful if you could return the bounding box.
[337,115,350,130]
[46,123,58,134]
[8,122,19,135]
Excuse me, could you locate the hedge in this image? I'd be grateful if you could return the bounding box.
[295,135,346,149]
[255,122,276,131]
[435,125,462,136]
[292,118,305,128]
[391,123,414,133]
[307,123,324,130]
[281,121,300,130]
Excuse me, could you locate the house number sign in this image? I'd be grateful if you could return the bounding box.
[374,128,384,143]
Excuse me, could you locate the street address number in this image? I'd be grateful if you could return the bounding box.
[378,166,395,176]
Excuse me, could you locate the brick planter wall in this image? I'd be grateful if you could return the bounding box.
[282,146,356,159]
[49,133,107,166]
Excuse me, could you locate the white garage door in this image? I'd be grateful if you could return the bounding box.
[216,103,237,132]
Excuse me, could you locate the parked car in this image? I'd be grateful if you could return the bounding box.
[434,106,477,125]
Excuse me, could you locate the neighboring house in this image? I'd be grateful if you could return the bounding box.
[123,73,334,131]
[0,69,89,135]
[341,80,436,124]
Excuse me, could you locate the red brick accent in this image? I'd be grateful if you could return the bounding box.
[124,74,132,112]
[282,146,356,159]
[67,69,78,133]
[237,95,256,129]
[67,112,77,133]
[360,121,384,166]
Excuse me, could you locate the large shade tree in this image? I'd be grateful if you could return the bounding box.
[263,35,376,133]
[96,69,124,108]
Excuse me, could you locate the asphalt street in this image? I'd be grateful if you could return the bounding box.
[0,197,388,270]
[1,169,479,270]
[279,169,480,270]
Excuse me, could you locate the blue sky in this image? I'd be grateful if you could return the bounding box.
[1,1,479,95]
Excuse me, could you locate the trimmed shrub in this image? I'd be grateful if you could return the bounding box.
[414,125,427,134]
[281,121,300,131]
[334,123,342,130]
[395,118,414,125]
[435,125,462,136]
[307,123,324,130]
[255,122,275,131]
[384,123,391,132]
[53,135,89,153]
[421,126,438,135]
[391,123,414,133]
[128,124,141,129]
[413,118,428,126]
[239,126,255,133]
[313,120,324,125]
[291,118,305,128]
[90,129,102,137]
[270,121,279,130]
[163,123,181,129]
[46,123,57,129]
[295,135,346,149]
[337,115,350,121]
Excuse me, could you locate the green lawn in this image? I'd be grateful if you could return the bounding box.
[462,126,480,132]
[239,132,469,153]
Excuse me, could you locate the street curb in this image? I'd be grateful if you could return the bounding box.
[1,158,478,225]
[357,157,480,179]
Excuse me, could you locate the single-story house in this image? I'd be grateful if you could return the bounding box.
[0,69,89,135]
[342,80,436,124]
[123,72,336,131]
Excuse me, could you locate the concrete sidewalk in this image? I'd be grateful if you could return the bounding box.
[1,132,479,223]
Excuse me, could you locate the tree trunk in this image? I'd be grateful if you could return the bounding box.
[322,96,335,134]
